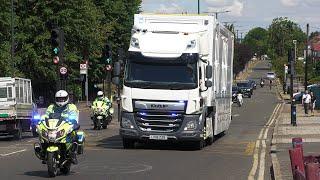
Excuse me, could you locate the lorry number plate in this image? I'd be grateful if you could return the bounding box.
[149,135,168,140]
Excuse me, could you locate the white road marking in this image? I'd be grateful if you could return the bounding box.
[258,140,266,180]
[0,149,26,157]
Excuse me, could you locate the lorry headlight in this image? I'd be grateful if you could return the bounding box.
[121,117,134,129]
[186,40,196,49]
[184,120,197,131]
[130,37,140,48]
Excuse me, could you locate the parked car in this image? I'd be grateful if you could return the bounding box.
[237,81,253,98]
[267,72,276,79]
[248,79,257,90]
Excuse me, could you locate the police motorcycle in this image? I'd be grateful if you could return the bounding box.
[232,91,243,107]
[91,100,114,130]
[260,81,265,88]
[33,112,85,177]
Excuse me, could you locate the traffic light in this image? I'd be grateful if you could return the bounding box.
[103,44,112,65]
[51,28,64,64]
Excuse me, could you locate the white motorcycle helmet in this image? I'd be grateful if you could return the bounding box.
[55,90,69,107]
[97,91,104,100]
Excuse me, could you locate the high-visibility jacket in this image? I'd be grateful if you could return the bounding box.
[43,103,79,123]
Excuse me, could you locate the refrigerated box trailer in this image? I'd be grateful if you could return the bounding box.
[0,77,35,139]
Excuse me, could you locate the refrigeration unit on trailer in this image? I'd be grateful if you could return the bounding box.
[119,14,234,149]
[0,77,35,139]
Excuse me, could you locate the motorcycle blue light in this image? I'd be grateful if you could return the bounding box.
[68,114,77,121]
[33,114,41,120]
[171,113,178,117]
[139,112,147,116]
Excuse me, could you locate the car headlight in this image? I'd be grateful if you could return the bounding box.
[121,117,134,129]
[247,89,251,91]
[186,40,196,49]
[184,120,197,131]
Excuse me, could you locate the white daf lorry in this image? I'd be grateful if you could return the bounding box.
[119,14,234,149]
[0,77,35,139]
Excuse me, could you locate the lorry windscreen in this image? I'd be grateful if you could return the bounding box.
[125,61,197,90]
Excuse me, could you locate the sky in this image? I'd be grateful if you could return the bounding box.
[141,0,320,36]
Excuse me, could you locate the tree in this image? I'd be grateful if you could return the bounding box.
[268,17,306,57]
[242,27,268,56]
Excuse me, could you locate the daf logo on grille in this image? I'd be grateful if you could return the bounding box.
[151,104,168,109]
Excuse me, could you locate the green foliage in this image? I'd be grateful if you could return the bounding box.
[242,27,268,56]
[0,0,141,100]
[268,17,306,57]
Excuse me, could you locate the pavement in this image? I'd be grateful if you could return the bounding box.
[271,87,320,179]
[0,60,280,180]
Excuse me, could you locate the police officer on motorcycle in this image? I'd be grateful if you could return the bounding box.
[93,91,111,107]
[43,90,80,163]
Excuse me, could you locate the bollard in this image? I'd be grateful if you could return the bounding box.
[305,163,320,180]
[292,137,304,155]
[289,147,305,179]
[291,104,297,126]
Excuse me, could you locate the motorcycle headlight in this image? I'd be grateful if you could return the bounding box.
[41,129,48,138]
[121,117,134,129]
[184,120,197,131]
[56,129,65,139]
[48,130,57,142]
[109,108,114,114]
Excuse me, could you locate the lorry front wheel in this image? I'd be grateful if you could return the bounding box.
[192,139,205,150]
[123,138,135,149]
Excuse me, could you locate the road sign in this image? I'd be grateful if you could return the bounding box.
[60,67,67,75]
[285,65,288,74]
[80,63,88,74]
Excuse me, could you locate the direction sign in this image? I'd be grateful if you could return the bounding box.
[80,63,88,75]
[60,67,67,75]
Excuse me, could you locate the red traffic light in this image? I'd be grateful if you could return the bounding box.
[106,65,112,71]
[53,56,59,64]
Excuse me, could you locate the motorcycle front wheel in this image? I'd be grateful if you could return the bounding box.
[47,152,58,177]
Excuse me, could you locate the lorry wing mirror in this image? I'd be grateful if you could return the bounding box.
[112,77,120,86]
[113,62,121,77]
[206,65,213,79]
[205,80,213,87]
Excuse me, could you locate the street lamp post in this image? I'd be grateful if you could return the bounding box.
[204,10,231,20]
[215,10,230,20]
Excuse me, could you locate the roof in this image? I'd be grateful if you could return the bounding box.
[312,43,320,51]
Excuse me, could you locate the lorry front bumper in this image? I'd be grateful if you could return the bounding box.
[120,111,203,142]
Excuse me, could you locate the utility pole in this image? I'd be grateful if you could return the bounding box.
[11,0,14,69]
[305,24,309,91]
[236,30,239,43]
[197,0,200,14]
[289,49,297,126]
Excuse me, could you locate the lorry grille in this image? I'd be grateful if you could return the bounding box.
[134,112,183,133]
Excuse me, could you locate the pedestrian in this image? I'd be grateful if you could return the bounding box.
[302,90,312,116]
[269,79,272,90]
[310,92,316,116]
